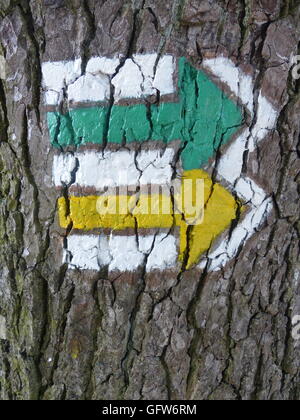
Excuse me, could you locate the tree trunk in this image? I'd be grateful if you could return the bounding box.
[0,0,299,401]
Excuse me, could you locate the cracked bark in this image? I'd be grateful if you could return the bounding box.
[0,0,299,401]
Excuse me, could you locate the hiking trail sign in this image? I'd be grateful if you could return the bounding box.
[42,54,277,273]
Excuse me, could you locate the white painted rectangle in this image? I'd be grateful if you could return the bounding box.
[42,54,176,106]
[53,148,175,189]
[65,233,178,272]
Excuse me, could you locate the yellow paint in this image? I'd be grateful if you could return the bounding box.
[59,194,176,230]
[175,170,240,268]
[179,184,239,268]
[58,170,239,268]
[70,338,81,360]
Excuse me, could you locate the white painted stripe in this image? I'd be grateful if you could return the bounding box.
[42,58,82,106]
[199,194,273,271]
[53,148,175,189]
[217,128,250,185]
[42,54,176,106]
[65,233,178,272]
[198,57,277,272]
[235,177,266,206]
[204,58,278,186]
[203,57,254,115]
[112,55,175,102]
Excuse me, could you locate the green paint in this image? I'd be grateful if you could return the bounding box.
[47,58,243,170]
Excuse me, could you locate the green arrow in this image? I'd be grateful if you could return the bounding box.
[47,58,243,171]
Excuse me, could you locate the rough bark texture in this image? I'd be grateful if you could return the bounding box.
[0,0,299,400]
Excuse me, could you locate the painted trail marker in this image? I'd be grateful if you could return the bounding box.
[42,54,277,272]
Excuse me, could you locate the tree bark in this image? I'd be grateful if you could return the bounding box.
[0,0,299,400]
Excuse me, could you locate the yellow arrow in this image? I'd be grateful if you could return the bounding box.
[58,170,239,268]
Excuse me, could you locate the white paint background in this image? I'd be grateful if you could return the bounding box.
[65,233,178,272]
[43,55,278,272]
[200,57,277,271]
[42,54,175,105]
[53,148,175,189]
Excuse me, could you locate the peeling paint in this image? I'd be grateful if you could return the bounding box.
[58,170,237,269]
[42,54,175,105]
[65,233,178,272]
[42,54,277,272]
[197,58,278,271]
[45,56,243,171]
[53,148,175,189]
